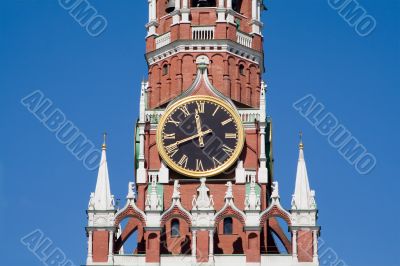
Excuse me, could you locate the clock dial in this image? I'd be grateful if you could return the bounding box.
[157,96,244,178]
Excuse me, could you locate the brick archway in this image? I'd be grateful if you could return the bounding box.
[259,205,292,227]
[214,206,246,227]
[160,206,192,227]
[115,205,146,227]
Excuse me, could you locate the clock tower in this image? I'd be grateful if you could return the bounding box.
[84,1,321,266]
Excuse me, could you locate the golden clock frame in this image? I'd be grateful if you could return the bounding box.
[156,95,245,178]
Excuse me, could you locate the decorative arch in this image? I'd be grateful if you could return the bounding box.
[160,205,192,227]
[115,205,146,227]
[214,205,246,226]
[259,205,292,227]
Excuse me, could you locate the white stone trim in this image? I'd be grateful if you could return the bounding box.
[146,40,262,68]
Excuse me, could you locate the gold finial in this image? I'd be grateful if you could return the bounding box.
[299,131,304,150]
[102,132,107,150]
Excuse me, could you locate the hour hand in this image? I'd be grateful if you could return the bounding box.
[195,110,205,148]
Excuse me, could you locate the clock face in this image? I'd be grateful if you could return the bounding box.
[156,96,244,178]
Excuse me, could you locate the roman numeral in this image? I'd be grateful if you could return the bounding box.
[167,118,180,126]
[213,157,222,168]
[196,159,204,171]
[221,118,232,126]
[212,106,220,116]
[225,133,236,139]
[196,102,205,113]
[222,144,234,155]
[165,144,178,157]
[163,133,175,140]
[178,154,188,168]
[179,105,190,117]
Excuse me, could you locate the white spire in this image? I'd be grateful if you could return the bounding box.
[292,134,316,210]
[92,134,114,211]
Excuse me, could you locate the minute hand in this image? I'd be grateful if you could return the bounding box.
[165,129,212,150]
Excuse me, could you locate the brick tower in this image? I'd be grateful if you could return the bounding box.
[84,1,321,266]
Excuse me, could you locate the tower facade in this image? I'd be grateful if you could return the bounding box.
[84,1,321,266]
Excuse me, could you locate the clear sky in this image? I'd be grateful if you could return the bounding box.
[1,0,399,265]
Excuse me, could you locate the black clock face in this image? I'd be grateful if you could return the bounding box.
[157,96,244,177]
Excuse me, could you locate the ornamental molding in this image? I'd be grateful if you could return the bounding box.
[146,39,262,68]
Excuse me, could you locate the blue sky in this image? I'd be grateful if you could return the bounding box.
[0,0,399,265]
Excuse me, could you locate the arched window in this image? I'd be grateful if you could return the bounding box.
[223,217,233,235]
[171,219,180,237]
[162,64,169,76]
[239,64,245,75]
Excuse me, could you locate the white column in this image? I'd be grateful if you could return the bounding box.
[108,231,113,262]
[181,0,190,23]
[147,0,158,36]
[313,230,318,262]
[227,0,232,9]
[148,0,152,22]
[209,230,214,259]
[226,0,234,24]
[260,126,266,162]
[136,124,147,183]
[292,230,298,261]
[258,125,268,183]
[87,231,93,263]
[139,129,145,162]
[151,0,156,21]
[172,0,181,24]
[252,0,257,20]
[192,230,197,263]
[217,0,226,22]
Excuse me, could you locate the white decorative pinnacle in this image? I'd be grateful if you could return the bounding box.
[145,175,162,211]
[291,138,317,210]
[271,181,280,202]
[172,180,181,199]
[126,182,136,200]
[245,176,261,211]
[225,181,234,200]
[91,137,115,211]
[192,178,214,210]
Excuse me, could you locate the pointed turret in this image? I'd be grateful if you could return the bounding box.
[86,134,116,265]
[291,133,316,210]
[92,133,114,211]
[290,133,320,264]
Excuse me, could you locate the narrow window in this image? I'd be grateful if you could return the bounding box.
[171,219,180,237]
[239,64,245,75]
[192,0,216,7]
[232,0,242,13]
[162,64,169,76]
[223,217,233,235]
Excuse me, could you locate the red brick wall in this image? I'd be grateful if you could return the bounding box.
[297,231,313,262]
[92,231,109,262]
[246,231,261,262]
[146,231,161,262]
[197,231,209,262]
